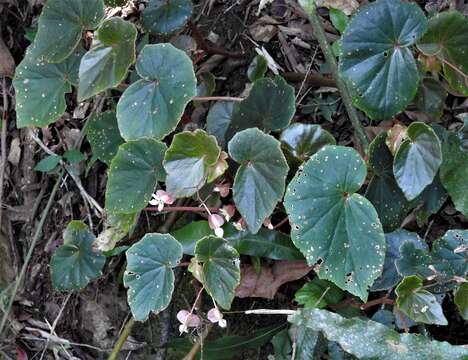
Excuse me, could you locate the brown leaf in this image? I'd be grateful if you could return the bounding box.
[315,0,359,15]
[0,35,15,78]
[235,260,312,299]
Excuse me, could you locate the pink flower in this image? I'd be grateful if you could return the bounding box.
[208,214,225,238]
[220,204,236,222]
[177,310,201,334]
[214,182,231,197]
[263,218,274,230]
[207,308,227,328]
[149,190,175,211]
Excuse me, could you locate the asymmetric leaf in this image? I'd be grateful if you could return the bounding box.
[163,130,221,197]
[142,0,193,36]
[124,233,183,321]
[365,132,411,232]
[289,309,468,359]
[284,145,385,300]
[13,48,82,128]
[206,101,234,148]
[194,236,240,310]
[414,78,447,119]
[339,0,427,119]
[396,275,448,325]
[78,18,137,100]
[86,111,124,164]
[396,242,433,278]
[225,76,295,141]
[228,128,289,233]
[117,44,196,140]
[455,283,468,320]
[393,122,442,201]
[50,221,105,291]
[417,11,468,95]
[431,230,467,278]
[105,139,166,214]
[31,0,104,62]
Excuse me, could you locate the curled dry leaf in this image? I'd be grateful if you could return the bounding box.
[315,0,359,15]
[235,260,312,299]
[0,35,15,78]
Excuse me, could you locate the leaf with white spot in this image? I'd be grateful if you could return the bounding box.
[124,233,183,321]
[284,145,385,301]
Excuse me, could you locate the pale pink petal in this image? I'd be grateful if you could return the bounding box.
[208,214,225,230]
[179,324,188,334]
[158,202,164,212]
[263,218,274,230]
[177,310,190,323]
[186,314,201,327]
[156,190,175,205]
[207,308,223,323]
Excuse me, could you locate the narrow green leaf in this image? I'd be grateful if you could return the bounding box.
[454,283,468,320]
[142,0,193,36]
[78,17,137,100]
[124,233,183,321]
[329,8,348,33]
[30,0,104,62]
[117,43,196,140]
[228,128,289,233]
[339,0,427,119]
[247,55,268,82]
[284,145,385,301]
[393,122,442,201]
[396,275,448,325]
[34,155,61,172]
[294,278,344,309]
[194,236,240,310]
[105,139,166,214]
[289,309,468,359]
[50,221,105,291]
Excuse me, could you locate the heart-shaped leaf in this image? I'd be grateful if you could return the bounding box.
[13,48,83,128]
[414,78,447,119]
[228,128,289,233]
[431,230,467,278]
[35,155,61,172]
[455,283,468,320]
[339,0,427,119]
[124,233,183,321]
[31,0,104,62]
[365,132,411,232]
[194,236,240,310]
[78,18,137,100]
[280,123,336,161]
[86,111,124,164]
[163,130,222,197]
[284,145,385,300]
[206,101,234,148]
[440,131,468,216]
[141,0,193,36]
[417,11,468,95]
[225,76,295,142]
[105,138,166,214]
[396,275,448,325]
[289,309,468,359]
[50,221,105,291]
[372,230,427,291]
[393,122,442,201]
[117,44,196,140]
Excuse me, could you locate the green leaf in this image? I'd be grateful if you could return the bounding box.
[63,149,86,164]
[414,173,447,226]
[194,236,240,310]
[105,0,127,6]
[294,278,344,309]
[289,308,468,359]
[117,43,196,140]
[31,0,104,63]
[78,17,137,100]
[50,221,105,291]
[225,76,295,142]
[339,0,427,119]
[103,245,130,257]
[34,155,61,172]
[86,111,124,165]
[289,323,326,360]
[163,130,221,197]
[396,241,433,279]
[440,131,468,215]
[206,101,234,148]
[247,55,268,82]
[417,11,468,95]
[141,0,193,36]
[365,132,411,232]
[414,78,447,119]
[270,329,292,360]
[172,221,212,255]
[329,8,348,33]
[393,122,442,201]
[284,145,385,301]
[396,275,448,325]
[280,123,336,161]
[454,283,468,320]
[228,128,289,233]
[13,48,83,128]
[124,233,183,321]
[105,138,166,214]
[431,230,467,278]
[372,230,426,291]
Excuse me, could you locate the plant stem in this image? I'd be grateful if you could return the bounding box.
[144,206,220,213]
[0,169,64,336]
[193,96,244,102]
[0,77,9,227]
[302,2,370,150]
[182,324,213,360]
[108,317,136,360]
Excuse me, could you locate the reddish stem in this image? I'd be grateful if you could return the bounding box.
[144,206,220,213]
